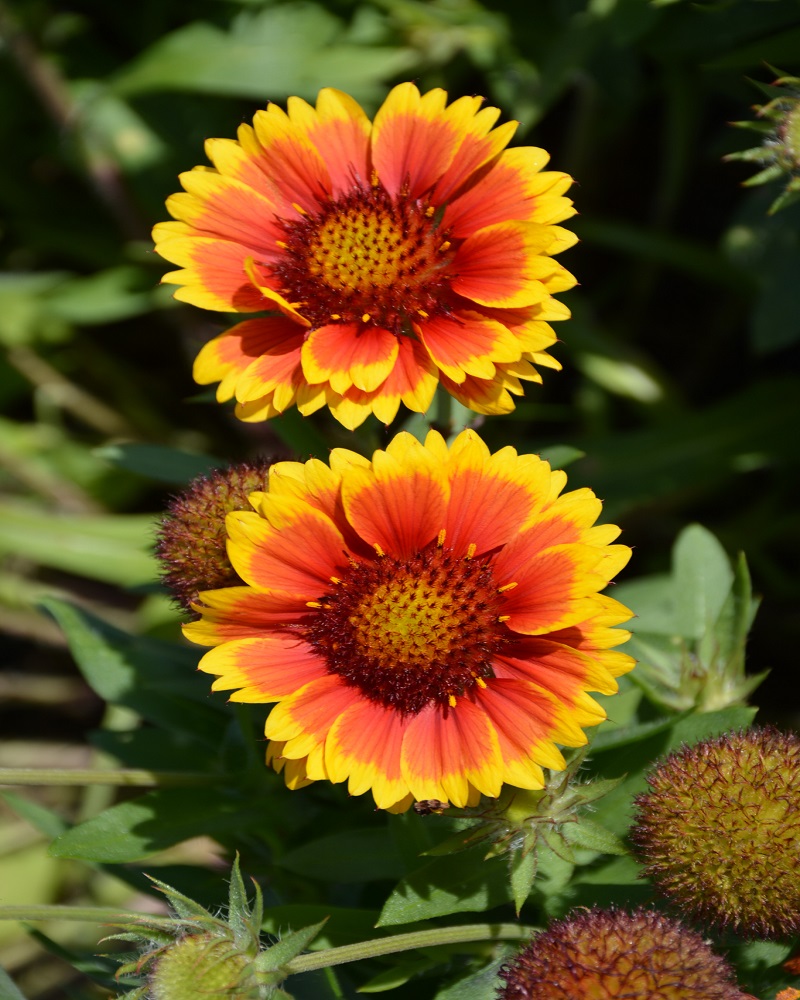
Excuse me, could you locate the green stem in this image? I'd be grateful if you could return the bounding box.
[0,768,212,787]
[0,904,175,926]
[284,923,535,975]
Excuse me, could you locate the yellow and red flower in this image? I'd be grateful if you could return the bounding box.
[184,429,633,812]
[154,84,576,429]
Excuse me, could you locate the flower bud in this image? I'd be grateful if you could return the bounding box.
[631,726,800,939]
[156,460,275,610]
[498,906,748,999]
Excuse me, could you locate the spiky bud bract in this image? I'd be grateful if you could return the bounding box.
[109,856,323,1000]
[426,746,626,913]
[498,906,749,1000]
[631,726,800,939]
[156,460,275,610]
[726,68,800,214]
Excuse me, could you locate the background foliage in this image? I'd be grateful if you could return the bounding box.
[1,0,799,996]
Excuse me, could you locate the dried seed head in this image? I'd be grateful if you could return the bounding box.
[631,726,800,939]
[498,906,748,1000]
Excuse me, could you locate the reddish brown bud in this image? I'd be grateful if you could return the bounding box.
[155,460,275,611]
[498,906,747,999]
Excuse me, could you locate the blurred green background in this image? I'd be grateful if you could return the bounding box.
[1,0,799,993]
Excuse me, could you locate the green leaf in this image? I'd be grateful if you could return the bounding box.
[42,598,227,739]
[572,854,642,888]
[95,443,221,484]
[0,791,68,838]
[48,788,263,862]
[509,847,538,915]
[433,959,507,1000]
[537,445,586,469]
[376,845,511,926]
[673,524,733,640]
[0,965,30,1000]
[112,5,416,103]
[359,958,435,993]
[278,828,405,883]
[0,502,156,587]
[612,574,673,635]
[46,267,158,325]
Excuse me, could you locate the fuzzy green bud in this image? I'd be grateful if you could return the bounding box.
[151,933,258,1000]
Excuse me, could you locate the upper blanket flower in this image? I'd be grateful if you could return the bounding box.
[153,84,577,429]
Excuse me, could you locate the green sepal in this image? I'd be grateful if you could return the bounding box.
[147,875,215,923]
[563,818,627,856]
[228,854,264,953]
[539,825,576,865]
[255,921,327,976]
[509,846,538,915]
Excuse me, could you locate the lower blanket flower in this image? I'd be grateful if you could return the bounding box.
[184,429,634,812]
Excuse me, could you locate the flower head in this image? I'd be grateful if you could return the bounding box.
[156,460,275,610]
[631,726,800,939]
[184,429,632,812]
[498,906,748,1000]
[154,84,576,429]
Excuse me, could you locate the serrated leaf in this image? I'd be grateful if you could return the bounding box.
[257,921,327,972]
[570,776,626,805]
[529,842,573,902]
[509,846,538,915]
[433,959,508,1000]
[147,876,212,922]
[48,789,264,862]
[563,818,627,856]
[377,845,511,926]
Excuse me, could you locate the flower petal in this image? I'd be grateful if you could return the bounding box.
[154,231,264,312]
[418,310,522,383]
[443,431,555,555]
[325,700,411,809]
[442,147,574,239]
[264,674,360,757]
[301,323,399,394]
[371,83,459,199]
[251,103,332,210]
[340,432,449,559]
[451,221,561,309]
[226,500,349,595]
[287,89,371,194]
[197,635,326,702]
[401,700,503,806]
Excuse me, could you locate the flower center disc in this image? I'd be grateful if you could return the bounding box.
[271,186,455,332]
[305,546,505,714]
